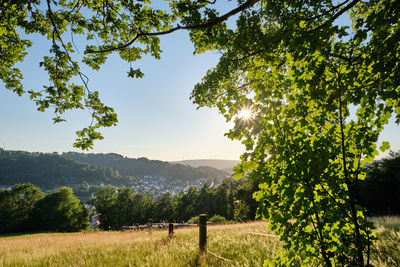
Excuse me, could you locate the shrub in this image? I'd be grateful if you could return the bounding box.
[209,215,227,223]
[187,216,199,224]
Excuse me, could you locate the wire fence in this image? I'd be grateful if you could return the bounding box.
[176,240,236,263]
[206,249,235,263]
[219,228,278,237]
[175,241,197,247]
[122,215,278,264]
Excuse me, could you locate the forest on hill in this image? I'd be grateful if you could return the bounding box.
[170,159,240,174]
[0,149,135,188]
[62,152,228,182]
[0,149,228,189]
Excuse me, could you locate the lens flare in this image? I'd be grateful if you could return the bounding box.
[239,109,252,119]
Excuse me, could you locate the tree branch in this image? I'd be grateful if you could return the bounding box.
[46,0,90,93]
[310,0,360,33]
[302,0,350,22]
[88,0,260,54]
[336,67,365,267]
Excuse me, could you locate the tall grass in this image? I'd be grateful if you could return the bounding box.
[0,221,281,267]
[369,216,400,266]
[1,218,399,266]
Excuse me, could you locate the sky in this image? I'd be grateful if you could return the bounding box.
[0,29,246,161]
[0,4,398,161]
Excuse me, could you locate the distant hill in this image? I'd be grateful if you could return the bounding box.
[62,152,228,182]
[170,159,240,174]
[0,149,135,188]
[0,150,229,189]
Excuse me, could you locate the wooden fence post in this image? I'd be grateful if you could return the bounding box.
[169,223,174,236]
[199,214,207,252]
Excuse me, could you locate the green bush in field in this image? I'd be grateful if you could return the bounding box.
[188,215,226,224]
[187,216,199,224]
[209,215,227,223]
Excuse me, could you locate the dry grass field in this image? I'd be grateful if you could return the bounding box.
[369,216,400,266]
[0,221,281,267]
[1,218,399,266]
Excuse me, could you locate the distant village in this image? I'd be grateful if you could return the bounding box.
[130,176,210,196]
[0,176,213,199]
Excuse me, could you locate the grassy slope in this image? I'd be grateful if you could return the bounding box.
[369,216,400,266]
[1,219,399,266]
[0,222,281,267]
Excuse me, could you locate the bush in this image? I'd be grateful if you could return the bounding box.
[187,216,199,224]
[188,215,227,224]
[209,215,227,223]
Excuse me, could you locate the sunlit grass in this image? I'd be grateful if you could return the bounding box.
[369,216,400,231]
[1,219,399,266]
[0,221,280,267]
[369,216,400,266]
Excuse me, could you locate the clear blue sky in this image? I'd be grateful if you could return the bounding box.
[0,9,398,161]
[0,30,246,161]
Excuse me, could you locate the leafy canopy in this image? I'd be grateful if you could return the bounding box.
[185,0,397,266]
[1,0,256,148]
[189,0,399,266]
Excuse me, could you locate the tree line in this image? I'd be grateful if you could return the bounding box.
[1,151,399,234]
[89,151,400,230]
[0,177,257,234]
[0,184,88,234]
[88,177,259,230]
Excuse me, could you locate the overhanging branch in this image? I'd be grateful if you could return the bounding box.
[310,0,360,33]
[87,0,260,54]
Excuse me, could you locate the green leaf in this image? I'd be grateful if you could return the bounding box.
[379,141,390,152]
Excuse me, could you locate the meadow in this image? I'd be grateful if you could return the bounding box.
[1,218,399,267]
[369,216,400,266]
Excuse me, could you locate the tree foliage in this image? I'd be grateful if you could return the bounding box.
[31,187,89,232]
[0,184,88,233]
[88,177,257,230]
[0,183,44,233]
[0,0,253,148]
[187,0,399,266]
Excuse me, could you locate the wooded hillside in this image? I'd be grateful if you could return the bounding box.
[62,152,228,182]
[0,150,134,188]
[0,149,228,189]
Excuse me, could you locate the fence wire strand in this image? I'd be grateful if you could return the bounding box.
[176,241,238,264]
[176,241,198,247]
[135,220,277,265]
[206,249,234,263]
[217,228,278,237]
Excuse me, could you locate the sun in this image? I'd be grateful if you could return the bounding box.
[238,109,252,120]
